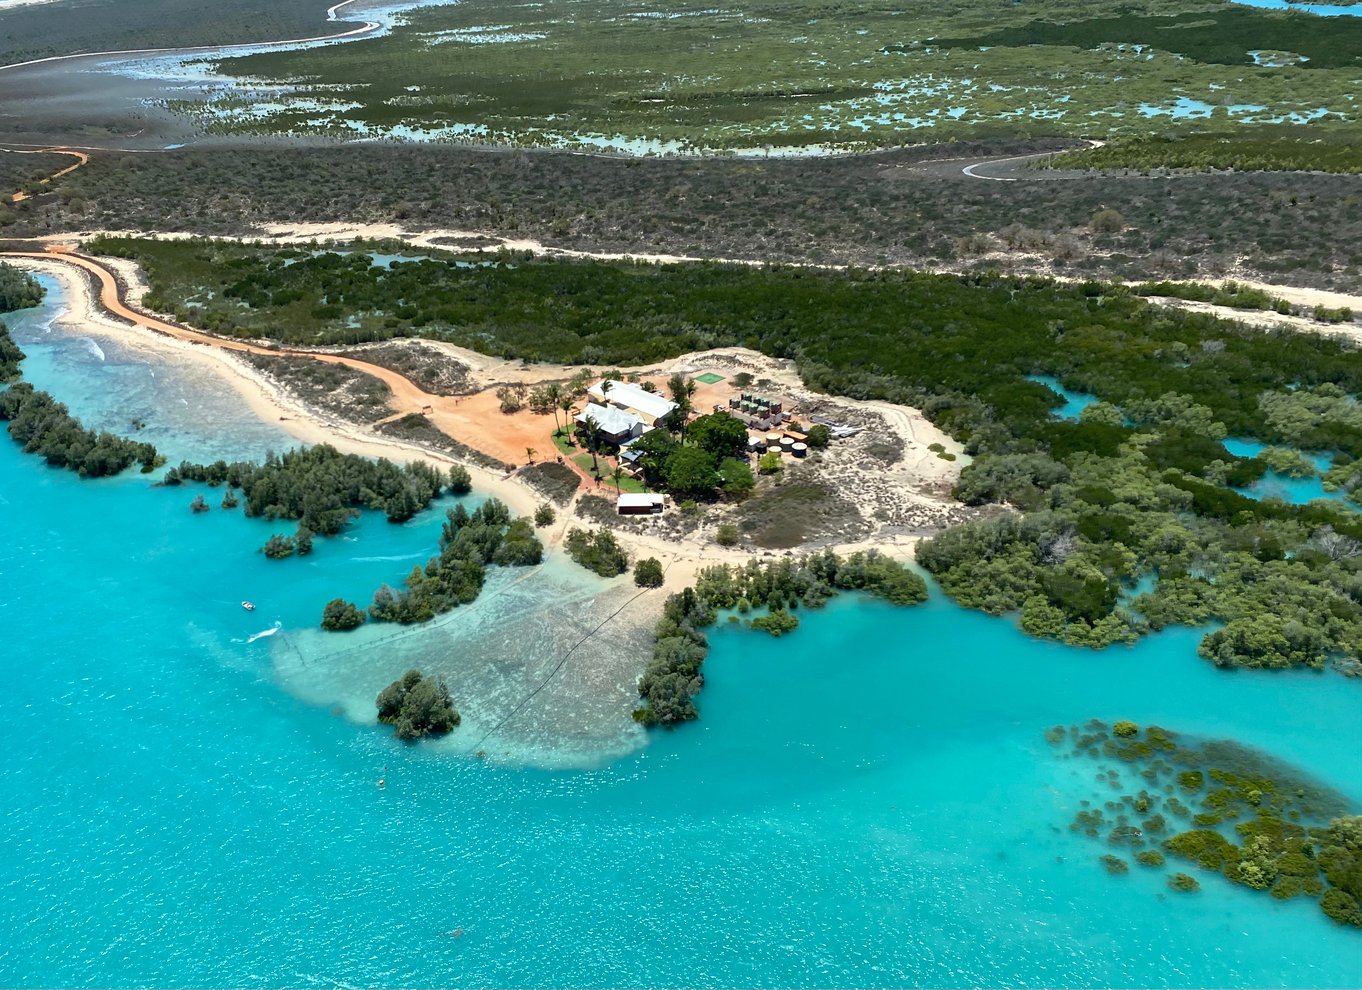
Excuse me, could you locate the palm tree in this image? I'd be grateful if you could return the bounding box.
[668,374,697,439]
[600,378,614,405]
[581,414,603,476]
[526,447,537,465]
[610,463,625,492]
[545,383,564,435]
[558,393,576,438]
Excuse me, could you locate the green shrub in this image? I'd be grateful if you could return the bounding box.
[634,557,665,588]
[1168,873,1201,893]
[375,669,459,740]
[262,533,295,558]
[564,526,629,576]
[321,598,366,631]
[750,608,799,636]
[805,424,832,449]
[715,522,741,547]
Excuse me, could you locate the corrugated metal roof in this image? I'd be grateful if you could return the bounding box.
[589,380,677,421]
[576,402,643,436]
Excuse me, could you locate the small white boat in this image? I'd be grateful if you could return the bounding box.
[241,601,256,612]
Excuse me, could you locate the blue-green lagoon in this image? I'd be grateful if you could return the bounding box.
[1,287,1360,987]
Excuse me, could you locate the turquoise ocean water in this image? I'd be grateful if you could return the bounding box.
[2,283,1360,986]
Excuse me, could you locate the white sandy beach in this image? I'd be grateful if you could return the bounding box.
[10,256,543,519]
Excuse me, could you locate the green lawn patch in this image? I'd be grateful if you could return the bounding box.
[695,372,726,385]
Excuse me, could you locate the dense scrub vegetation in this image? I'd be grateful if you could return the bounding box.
[518,461,580,504]
[1,382,163,476]
[635,552,927,726]
[243,354,391,423]
[376,413,513,473]
[363,498,542,626]
[375,669,459,741]
[1054,720,1361,929]
[1046,132,1362,176]
[164,445,448,535]
[21,146,1362,290]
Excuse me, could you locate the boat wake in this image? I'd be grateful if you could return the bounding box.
[246,621,283,644]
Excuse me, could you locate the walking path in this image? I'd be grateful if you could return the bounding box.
[5,146,86,202]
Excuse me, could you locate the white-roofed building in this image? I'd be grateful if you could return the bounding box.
[617,493,666,515]
[587,380,677,426]
[575,402,647,444]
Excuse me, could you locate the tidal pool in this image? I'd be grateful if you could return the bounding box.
[1230,0,1362,16]
[1027,373,1100,420]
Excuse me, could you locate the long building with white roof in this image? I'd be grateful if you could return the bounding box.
[587,380,677,426]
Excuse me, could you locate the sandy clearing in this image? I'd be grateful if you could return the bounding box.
[1152,296,1362,346]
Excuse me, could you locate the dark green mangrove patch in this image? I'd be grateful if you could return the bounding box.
[164,445,449,535]
[1050,720,1361,930]
[635,552,927,727]
[563,526,630,578]
[0,263,45,314]
[363,498,542,627]
[1,382,163,477]
[1,321,28,383]
[375,669,460,741]
[934,8,1362,71]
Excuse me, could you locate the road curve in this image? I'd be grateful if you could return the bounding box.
[0,0,378,74]
[0,246,615,486]
[1,247,458,424]
[5,147,88,202]
[960,150,1062,182]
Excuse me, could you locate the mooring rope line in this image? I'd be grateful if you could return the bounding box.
[466,585,655,754]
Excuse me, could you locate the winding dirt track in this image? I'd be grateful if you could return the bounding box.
[1,248,474,434]
[2,246,620,487]
[6,146,87,202]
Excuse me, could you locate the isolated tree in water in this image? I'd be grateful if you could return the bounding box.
[375,669,460,740]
